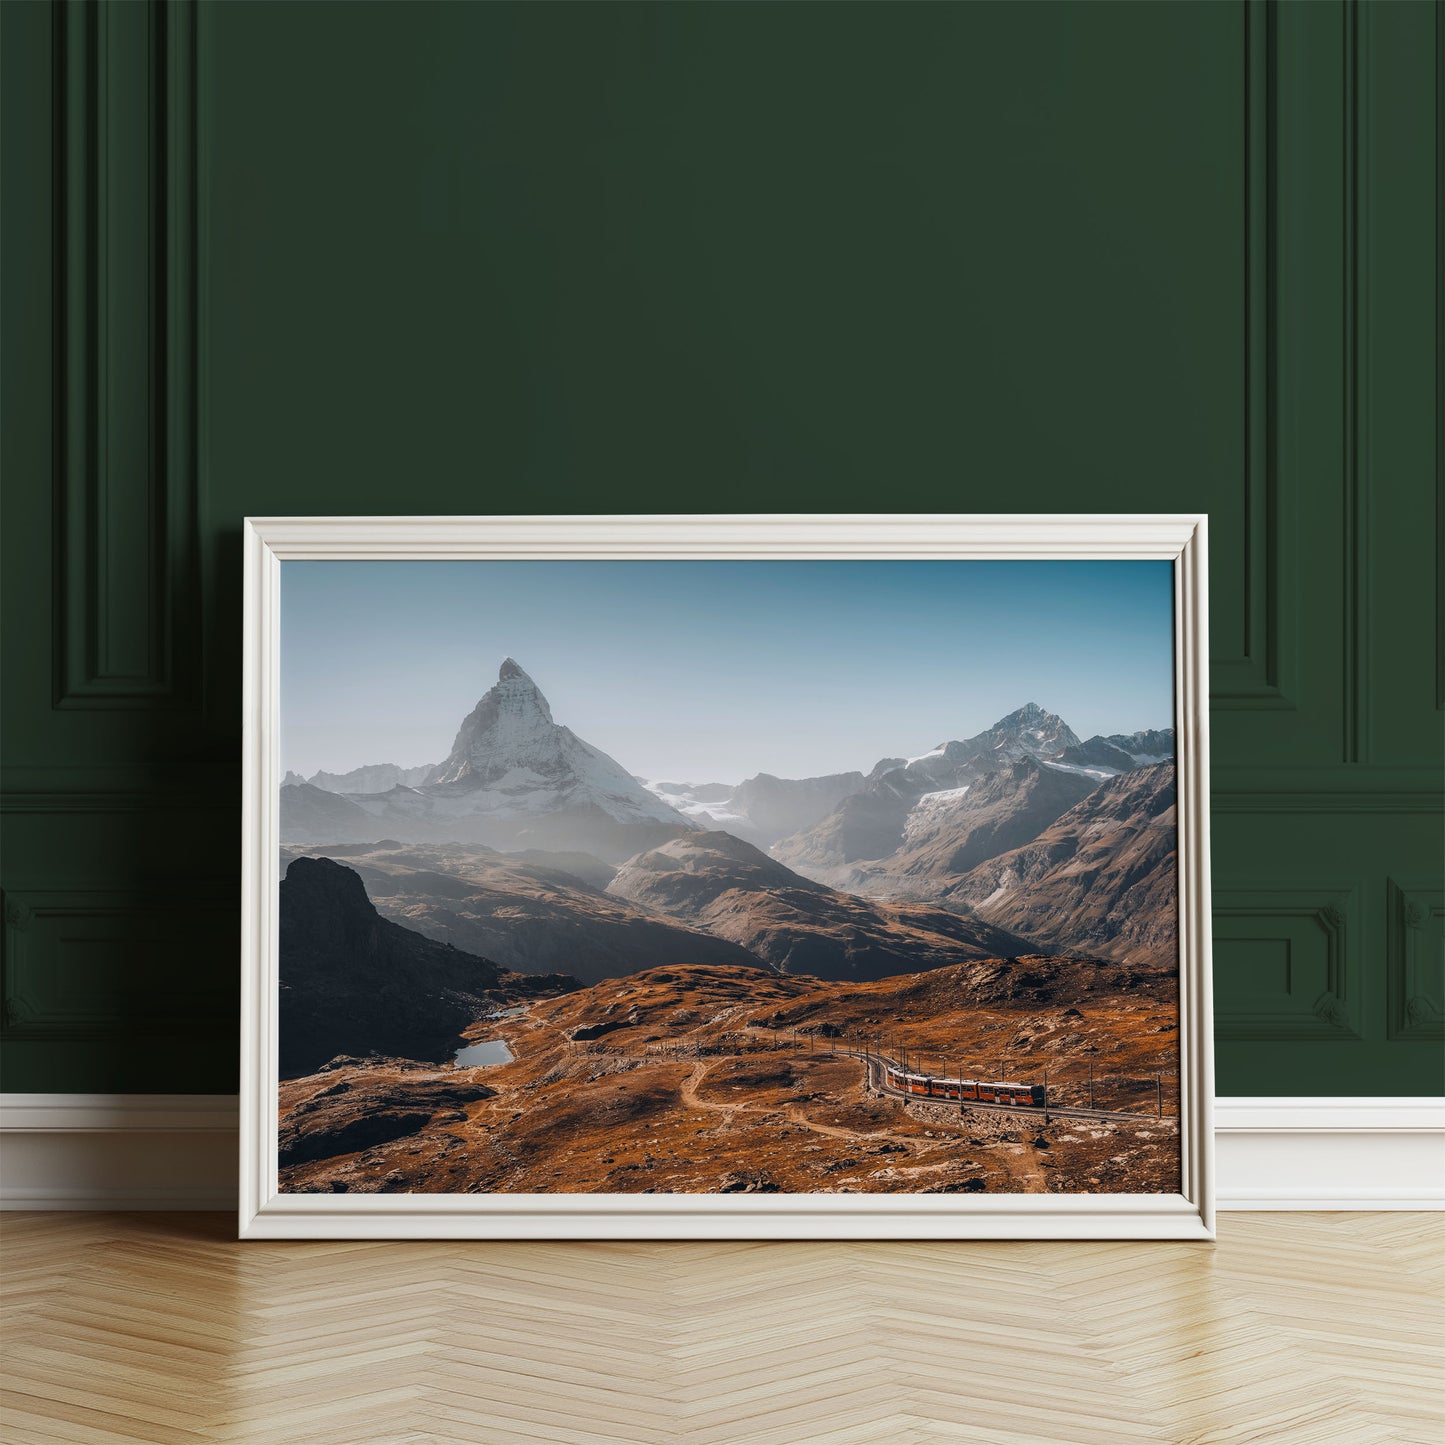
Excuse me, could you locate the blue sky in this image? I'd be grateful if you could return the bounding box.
[280,560,1175,783]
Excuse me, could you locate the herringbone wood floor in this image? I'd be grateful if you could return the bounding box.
[1,1213,1440,1444]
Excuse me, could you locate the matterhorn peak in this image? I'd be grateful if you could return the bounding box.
[488,654,550,714]
[281,656,698,854]
[414,661,686,831]
[426,661,557,789]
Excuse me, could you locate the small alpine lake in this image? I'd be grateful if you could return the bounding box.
[453,1038,514,1068]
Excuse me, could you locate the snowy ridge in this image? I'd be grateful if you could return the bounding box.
[301,761,438,795]
[872,703,1082,797]
[772,705,1171,882]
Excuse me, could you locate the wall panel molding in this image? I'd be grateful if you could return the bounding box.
[3,0,1437,1103]
[1341,0,1372,763]
[1386,878,1444,1042]
[0,763,236,813]
[0,881,234,1043]
[1213,881,1362,1041]
[1438,0,1444,718]
[52,0,198,710]
[1212,765,1443,813]
[1213,0,1295,713]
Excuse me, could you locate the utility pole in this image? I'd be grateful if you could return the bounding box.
[1043,1067,1050,1125]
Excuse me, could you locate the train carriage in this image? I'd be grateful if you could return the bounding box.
[881,1065,1044,1109]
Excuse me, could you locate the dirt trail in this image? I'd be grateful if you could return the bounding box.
[682,1058,928,1153]
[679,1059,742,1128]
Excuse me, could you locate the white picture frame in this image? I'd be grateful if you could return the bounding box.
[240,514,1214,1240]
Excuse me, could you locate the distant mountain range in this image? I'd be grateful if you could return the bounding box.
[281,659,1177,970]
[283,762,436,793]
[771,703,1170,885]
[642,769,876,848]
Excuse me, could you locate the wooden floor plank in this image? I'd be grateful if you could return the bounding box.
[0,1212,1440,1444]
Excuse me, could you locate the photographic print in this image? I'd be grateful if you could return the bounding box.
[241,516,1213,1238]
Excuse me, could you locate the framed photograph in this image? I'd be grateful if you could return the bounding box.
[240,515,1213,1239]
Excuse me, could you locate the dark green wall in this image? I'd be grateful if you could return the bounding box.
[3,0,1440,1096]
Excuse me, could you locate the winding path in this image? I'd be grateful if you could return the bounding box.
[680,1057,929,1153]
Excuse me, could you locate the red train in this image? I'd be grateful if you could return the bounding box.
[882,1064,1045,1109]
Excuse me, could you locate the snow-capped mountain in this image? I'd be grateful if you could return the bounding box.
[886,702,1081,792]
[772,705,1172,885]
[279,660,696,860]
[425,659,685,827]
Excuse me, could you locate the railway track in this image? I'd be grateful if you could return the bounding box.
[835,1048,1173,1127]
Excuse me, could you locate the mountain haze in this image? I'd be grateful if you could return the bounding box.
[282,842,771,987]
[645,770,872,846]
[607,830,1040,982]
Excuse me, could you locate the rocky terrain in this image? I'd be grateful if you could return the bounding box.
[843,756,1096,898]
[947,761,1179,967]
[278,856,576,1077]
[277,661,1185,1196]
[606,830,1039,980]
[278,961,1180,1196]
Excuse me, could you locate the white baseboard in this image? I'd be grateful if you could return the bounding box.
[1,1094,1440,1212]
[0,1095,239,1211]
[1212,1097,1445,1210]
